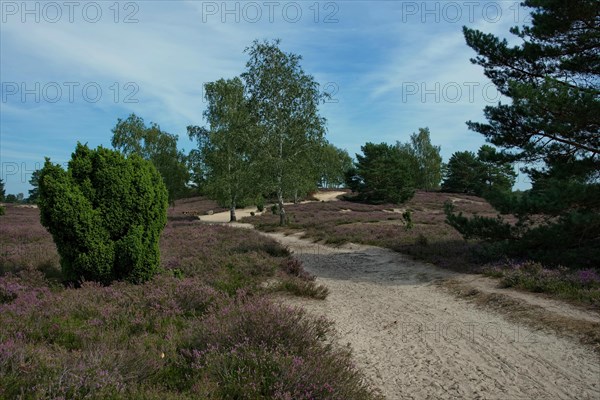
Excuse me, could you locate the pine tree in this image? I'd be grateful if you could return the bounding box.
[448,0,600,267]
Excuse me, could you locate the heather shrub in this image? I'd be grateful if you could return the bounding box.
[281,257,314,281]
[0,197,378,399]
[184,295,378,399]
[483,261,600,305]
[276,277,330,299]
[38,143,168,284]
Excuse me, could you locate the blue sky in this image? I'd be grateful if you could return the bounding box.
[1,0,532,195]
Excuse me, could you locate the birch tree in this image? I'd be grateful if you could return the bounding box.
[194,77,258,222]
[242,39,327,225]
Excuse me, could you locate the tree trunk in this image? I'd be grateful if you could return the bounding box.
[277,188,286,226]
[230,195,237,222]
[277,135,285,225]
[293,189,298,204]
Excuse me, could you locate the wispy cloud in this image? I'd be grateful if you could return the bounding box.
[1,0,530,194]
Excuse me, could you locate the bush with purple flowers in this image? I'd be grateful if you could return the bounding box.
[0,198,380,399]
[483,261,600,305]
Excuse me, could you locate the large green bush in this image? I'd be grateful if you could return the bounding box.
[38,143,168,284]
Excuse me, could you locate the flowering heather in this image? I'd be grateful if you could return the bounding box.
[575,269,600,287]
[0,205,60,277]
[183,295,378,399]
[482,261,600,306]
[0,197,376,398]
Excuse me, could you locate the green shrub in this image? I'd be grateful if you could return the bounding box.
[256,196,265,212]
[38,143,168,284]
[0,206,4,216]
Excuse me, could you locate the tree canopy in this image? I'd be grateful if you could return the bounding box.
[27,170,41,204]
[112,114,189,203]
[448,0,600,268]
[463,0,599,164]
[346,142,416,204]
[442,145,516,197]
[193,77,259,221]
[318,142,353,189]
[241,39,328,224]
[401,127,442,191]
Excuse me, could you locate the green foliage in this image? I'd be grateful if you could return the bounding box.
[444,201,600,268]
[404,127,443,190]
[0,178,5,201]
[346,142,416,204]
[442,145,516,198]
[242,39,327,225]
[318,142,353,188]
[192,77,260,222]
[463,0,599,163]
[484,262,600,305]
[444,201,514,242]
[186,148,205,194]
[0,206,4,216]
[255,195,265,212]
[27,169,41,204]
[4,194,18,203]
[112,114,189,204]
[441,151,479,194]
[454,0,600,268]
[38,143,168,284]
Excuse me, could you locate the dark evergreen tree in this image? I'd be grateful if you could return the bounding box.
[448,0,600,268]
[38,143,168,284]
[27,170,41,204]
[442,146,516,196]
[346,142,416,204]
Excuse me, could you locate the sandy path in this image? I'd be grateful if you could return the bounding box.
[197,191,346,224]
[198,195,600,399]
[269,233,600,399]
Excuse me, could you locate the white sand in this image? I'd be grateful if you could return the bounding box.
[197,191,346,224]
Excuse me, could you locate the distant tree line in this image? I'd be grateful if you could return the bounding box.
[345,128,515,205]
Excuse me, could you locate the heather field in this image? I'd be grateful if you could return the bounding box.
[243,191,600,306]
[245,191,497,272]
[0,201,379,399]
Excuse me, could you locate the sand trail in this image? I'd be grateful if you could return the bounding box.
[268,233,600,400]
[198,195,600,399]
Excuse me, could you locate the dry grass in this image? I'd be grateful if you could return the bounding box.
[440,279,600,354]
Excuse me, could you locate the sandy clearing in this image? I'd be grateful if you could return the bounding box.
[198,191,345,224]
[198,197,600,399]
[312,190,346,202]
[267,233,600,399]
[198,206,264,223]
